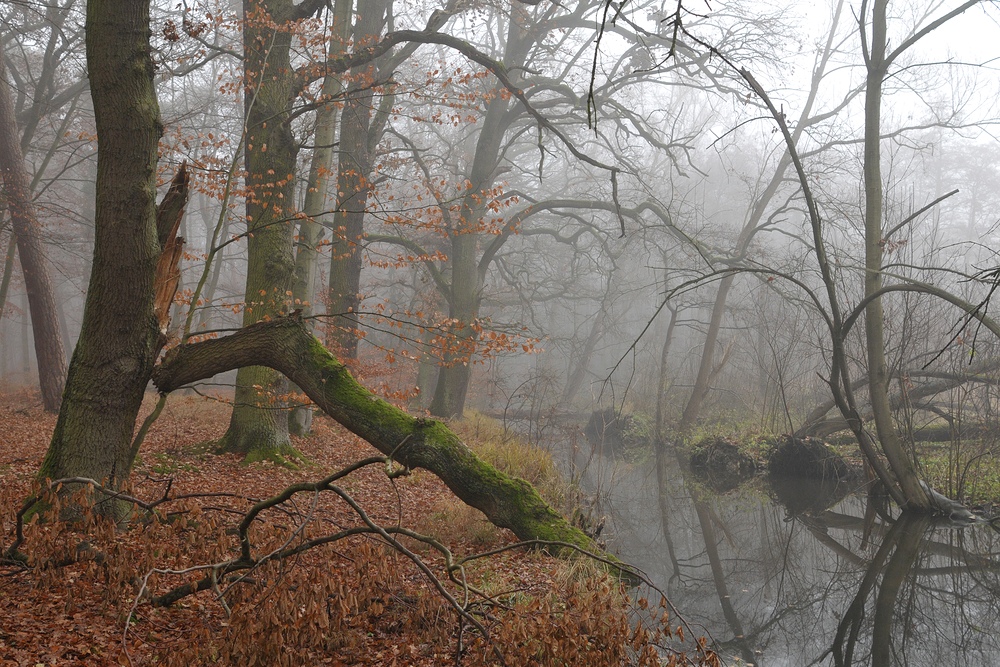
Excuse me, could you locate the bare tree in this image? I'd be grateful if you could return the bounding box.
[0,53,66,411]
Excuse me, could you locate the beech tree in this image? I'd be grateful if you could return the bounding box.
[364,0,708,418]
[324,0,390,359]
[218,0,453,453]
[38,0,168,507]
[286,0,352,435]
[0,0,93,408]
[213,0,315,460]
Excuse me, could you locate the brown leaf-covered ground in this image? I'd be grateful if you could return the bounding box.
[0,390,702,667]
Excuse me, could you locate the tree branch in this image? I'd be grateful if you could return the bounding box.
[152,315,624,572]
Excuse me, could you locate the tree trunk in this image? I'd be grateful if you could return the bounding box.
[654,304,679,442]
[561,273,615,407]
[326,0,387,359]
[288,0,353,435]
[0,54,67,412]
[414,331,440,410]
[0,228,15,319]
[429,230,481,418]
[196,216,228,332]
[796,359,1000,438]
[430,356,475,419]
[427,10,532,419]
[678,274,734,433]
[862,0,929,510]
[153,315,606,557]
[218,0,299,459]
[38,0,163,517]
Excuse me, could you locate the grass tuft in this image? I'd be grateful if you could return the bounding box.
[449,411,577,515]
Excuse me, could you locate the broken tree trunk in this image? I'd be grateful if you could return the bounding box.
[38,0,169,519]
[153,163,188,336]
[152,315,600,555]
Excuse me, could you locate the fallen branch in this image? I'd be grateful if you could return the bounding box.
[153,314,619,569]
[137,456,507,664]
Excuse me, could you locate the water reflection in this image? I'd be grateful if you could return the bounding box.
[585,445,1000,666]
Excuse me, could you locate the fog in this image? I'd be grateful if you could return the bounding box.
[5,1,999,437]
[4,0,1000,658]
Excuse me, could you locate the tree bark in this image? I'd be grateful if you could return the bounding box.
[153,315,601,553]
[0,54,67,412]
[218,0,299,459]
[326,0,388,359]
[288,0,353,435]
[862,0,929,509]
[38,0,163,515]
[428,8,532,419]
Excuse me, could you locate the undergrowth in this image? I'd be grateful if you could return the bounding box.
[681,416,1000,507]
[918,443,1000,506]
[2,407,720,666]
[449,411,576,514]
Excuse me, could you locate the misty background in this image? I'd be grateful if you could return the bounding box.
[2,0,1000,440]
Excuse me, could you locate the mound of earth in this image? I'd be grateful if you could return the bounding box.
[689,437,757,493]
[767,435,855,481]
[584,407,652,457]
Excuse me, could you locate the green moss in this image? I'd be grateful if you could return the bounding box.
[440,413,638,583]
[451,411,577,512]
[686,432,780,471]
[242,443,305,469]
[621,412,654,447]
[159,319,637,581]
[149,452,199,475]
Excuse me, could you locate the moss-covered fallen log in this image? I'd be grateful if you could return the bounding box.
[153,315,605,560]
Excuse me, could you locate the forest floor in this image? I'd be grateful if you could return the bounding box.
[0,390,694,667]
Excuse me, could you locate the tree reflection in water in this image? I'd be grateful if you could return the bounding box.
[583,444,1000,666]
[830,513,929,666]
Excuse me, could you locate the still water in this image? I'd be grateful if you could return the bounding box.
[580,449,1000,666]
